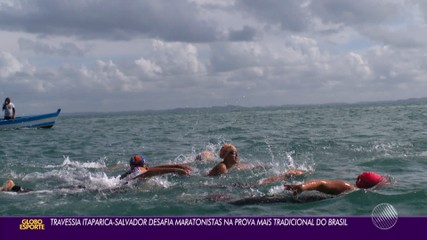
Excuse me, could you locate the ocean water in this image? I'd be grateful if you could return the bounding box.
[1,101,427,216]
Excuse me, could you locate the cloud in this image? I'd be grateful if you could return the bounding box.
[134,58,162,77]
[360,25,427,49]
[0,0,220,42]
[209,42,263,73]
[235,0,311,32]
[0,51,24,78]
[149,40,207,76]
[1,0,427,113]
[18,38,87,56]
[0,50,59,98]
[309,0,402,26]
[228,25,257,41]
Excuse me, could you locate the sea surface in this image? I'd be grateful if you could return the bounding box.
[1,101,427,216]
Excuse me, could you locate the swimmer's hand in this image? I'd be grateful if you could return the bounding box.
[179,165,192,172]
[176,168,191,176]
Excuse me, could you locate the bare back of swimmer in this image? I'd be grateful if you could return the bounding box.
[0,180,30,193]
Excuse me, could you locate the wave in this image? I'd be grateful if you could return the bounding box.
[44,156,107,169]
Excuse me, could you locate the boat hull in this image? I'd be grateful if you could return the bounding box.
[0,109,61,130]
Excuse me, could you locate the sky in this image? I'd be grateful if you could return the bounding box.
[1,0,427,114]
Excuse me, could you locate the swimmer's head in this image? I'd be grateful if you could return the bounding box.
[129,155,146,168]
[219,144,237,159]
[355,172,385,189]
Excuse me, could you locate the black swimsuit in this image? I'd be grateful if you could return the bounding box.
[10,185,29,193]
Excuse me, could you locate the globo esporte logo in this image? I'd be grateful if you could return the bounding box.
[19,218,45,230]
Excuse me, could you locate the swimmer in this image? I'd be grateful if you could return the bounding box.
[230,172,391,205]
[284,171,389,195]
[208,144,238,176]
[208,144,268,176]
[120,155,191,180]
[0,179,30,193]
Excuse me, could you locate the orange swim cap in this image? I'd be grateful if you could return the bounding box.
[355,172,385,189]
[219,144,237,159]
[129,155,146,168]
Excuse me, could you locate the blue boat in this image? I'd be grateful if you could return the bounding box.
[0,109,61,130]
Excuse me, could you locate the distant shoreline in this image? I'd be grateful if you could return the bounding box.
[61,97,427,116]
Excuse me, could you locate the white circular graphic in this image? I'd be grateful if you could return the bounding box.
[371,203,398,230]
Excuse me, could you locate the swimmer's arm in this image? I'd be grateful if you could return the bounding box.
[236,163,271,171]
[208,163,227,176]
[138,167,190,178]
[119,170,132,180]
[259,169,306,185]
[284,180,355,195]
[152,164,192,172]
[259,175,288,185]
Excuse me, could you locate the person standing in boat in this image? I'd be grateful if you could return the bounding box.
[2,97,15,120]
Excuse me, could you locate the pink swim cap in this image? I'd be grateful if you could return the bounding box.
[355,172,385,189]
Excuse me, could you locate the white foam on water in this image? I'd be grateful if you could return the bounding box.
[87,172,122,190]
[44,156,106,169]
[3,171,23,179]
[144,176,174,189]
[268,185,285,195]
[285,151,296,169]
